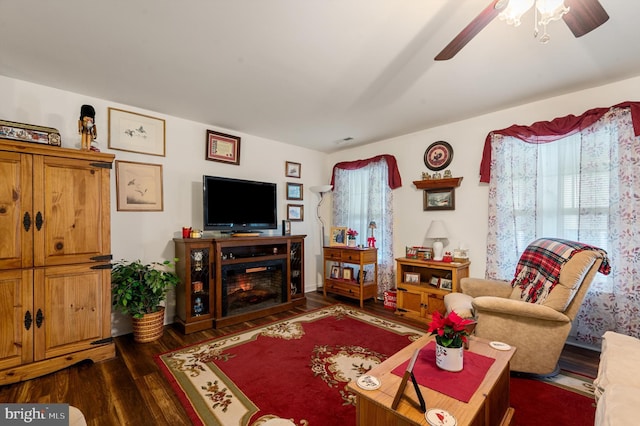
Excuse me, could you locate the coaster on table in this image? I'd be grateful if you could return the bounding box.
[425,408,456,426]
[356,374,381,390]
[489,341,511,351]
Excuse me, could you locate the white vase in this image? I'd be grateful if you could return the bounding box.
[348,239,357,247]
[435,342,464,372]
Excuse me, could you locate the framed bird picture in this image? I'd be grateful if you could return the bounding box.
[115,160,164,211]
[108,107,166,156]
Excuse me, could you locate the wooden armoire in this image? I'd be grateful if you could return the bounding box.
[0,138,116,385]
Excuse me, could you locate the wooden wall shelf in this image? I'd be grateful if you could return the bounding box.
[413,176,463,190]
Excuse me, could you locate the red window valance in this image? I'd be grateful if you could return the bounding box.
[330,154,402,189]
[480,101,640,183]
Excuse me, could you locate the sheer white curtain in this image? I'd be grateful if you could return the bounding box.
[332,159,395,297]
[486,107,640,345]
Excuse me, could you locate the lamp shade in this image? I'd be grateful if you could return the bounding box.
[426,220,448,239]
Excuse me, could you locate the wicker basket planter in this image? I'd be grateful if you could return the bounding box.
[131,307,166,343]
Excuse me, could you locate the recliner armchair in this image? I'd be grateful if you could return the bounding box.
[444,238,609,376]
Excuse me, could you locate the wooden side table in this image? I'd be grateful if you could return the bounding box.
[395,258,470,324]
[323,246,378,308]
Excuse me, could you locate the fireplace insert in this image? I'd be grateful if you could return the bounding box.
[221,259,287,317]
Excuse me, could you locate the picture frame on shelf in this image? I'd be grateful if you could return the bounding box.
[356,269,368,283]
[287,204,304,221]
[282,219,291,236]
[330,227,347,246]
[343,267,354,280]
[424,188,455,211]
[206,129,241,165]
[285,161,301,178]
[406,246,418,259]
[404,272,420,284]
[115,160,164,212]
[330,265,341,279]
[429,276,440,287]
[108,107,166,156]
[286,182,303,200]
[439,278,453,291]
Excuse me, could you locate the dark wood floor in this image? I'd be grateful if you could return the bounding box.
[0,292,600,425]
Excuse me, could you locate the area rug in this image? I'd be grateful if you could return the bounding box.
[155,304,425,425]
[511,370,596,426]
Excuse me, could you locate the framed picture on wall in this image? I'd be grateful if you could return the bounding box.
[287,204,304,221]
[115,160,164,212]
[424,188,455,211]
[285,161,301,178]
[206,129,241,165]
[108,108,166,156]
[286,183,303,200]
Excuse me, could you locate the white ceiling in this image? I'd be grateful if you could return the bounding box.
[1,1,639,153]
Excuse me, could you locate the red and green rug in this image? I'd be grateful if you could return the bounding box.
[155,305,425,425]
[155,304,597,426]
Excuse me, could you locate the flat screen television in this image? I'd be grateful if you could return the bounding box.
[203,175,278,232]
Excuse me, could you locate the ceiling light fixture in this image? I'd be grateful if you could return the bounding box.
[498,0,570,44]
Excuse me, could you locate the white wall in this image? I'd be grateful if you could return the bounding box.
[0,75,328,336]
[4,73,639,336]
[329,75,640,279]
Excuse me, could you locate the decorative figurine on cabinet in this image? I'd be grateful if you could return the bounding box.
[367,221,377,248]
[193,297,203,315]
[78,104,98,151]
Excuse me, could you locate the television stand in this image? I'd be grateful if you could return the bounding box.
[173,235,306,333]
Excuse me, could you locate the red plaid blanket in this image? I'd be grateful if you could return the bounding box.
[511,238,610,304]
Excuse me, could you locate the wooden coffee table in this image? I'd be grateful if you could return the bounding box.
[347,334,515,426]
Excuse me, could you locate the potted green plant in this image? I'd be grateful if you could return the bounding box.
[111,259,180,343]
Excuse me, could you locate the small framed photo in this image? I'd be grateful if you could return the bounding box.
[440,278,453,291]
[282,219,291,236]
[406,246,418,259]
[330,227,347,246]
[287,204,304,221]
[404,272,420,284]
[424,188,455,211]
[343,267,354,280]
[115,160,164,212]
[286,182,303,200]
[330,265,341,279]
[108,108,166,156]
[285,161,301,178]
[429,276,440,287]
[206,129,241,165]
[356,269,368,283]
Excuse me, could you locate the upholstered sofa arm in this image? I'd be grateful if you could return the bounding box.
[472,296,570,322]
[460,277,513,298]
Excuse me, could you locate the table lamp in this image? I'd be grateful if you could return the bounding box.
[426,220,448,261]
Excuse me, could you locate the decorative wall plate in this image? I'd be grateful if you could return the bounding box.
[424,141,453,171]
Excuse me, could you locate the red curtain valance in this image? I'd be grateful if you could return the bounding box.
[330,154,402,189]
[480,101,640,183]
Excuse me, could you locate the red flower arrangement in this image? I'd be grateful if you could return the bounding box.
[347,228,358,240]
[427,310,475,348]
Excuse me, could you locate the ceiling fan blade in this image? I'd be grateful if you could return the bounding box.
[563,0,609,38]
[434,0,508,61]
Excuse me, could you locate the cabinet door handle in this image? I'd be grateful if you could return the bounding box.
[35,211,43,231]
[23,212,31,232]
[36,309,44,328]
[24,310,32,330]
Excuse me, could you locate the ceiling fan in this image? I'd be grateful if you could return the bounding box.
[434,0,610,61]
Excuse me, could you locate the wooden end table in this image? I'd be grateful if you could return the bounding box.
[347,334,515,426]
